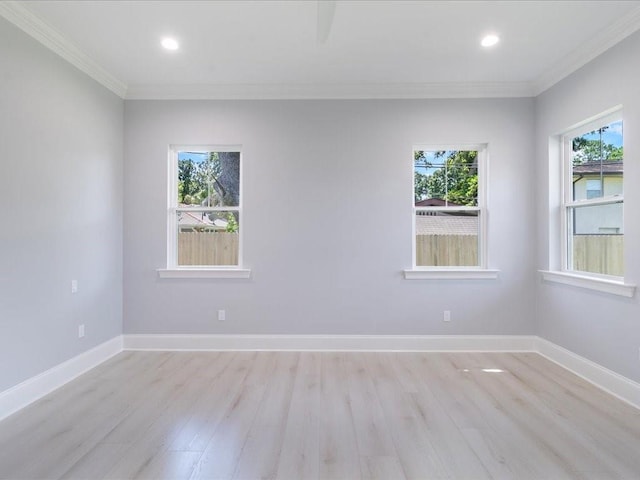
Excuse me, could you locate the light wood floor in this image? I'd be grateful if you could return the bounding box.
[1,351,639,480]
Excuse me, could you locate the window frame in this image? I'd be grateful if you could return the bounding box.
[541,107,635,297]
[157,144,250,279]
[405,143,498,280]
[560,112,624,280]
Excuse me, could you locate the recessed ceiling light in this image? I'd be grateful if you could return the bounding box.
[161,37,179,51]
[481,368,505,373]
[481,34,500,48]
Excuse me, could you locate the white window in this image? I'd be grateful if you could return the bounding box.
[410,145,490,274]
[160,145,249,278]
[562,113,623,278]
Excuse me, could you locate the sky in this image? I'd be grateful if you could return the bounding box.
[581,120,623,147]
[178,151,209,164]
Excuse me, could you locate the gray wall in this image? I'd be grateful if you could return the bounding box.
[0,18,123,392]
[124,98,537,336]
[7,4,638,395]
[535,31,640,382]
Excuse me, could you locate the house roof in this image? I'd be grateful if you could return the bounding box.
[416,215,478,236]
[415,198,464,207]
[178,210,227,229]
[573,161,623,174]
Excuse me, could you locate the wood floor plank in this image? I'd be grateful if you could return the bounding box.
[274,352,321,480]
[317,353,361,480]
[433,352,577,479]
[1,351,639,480]
[394,354,493,480]
[189,352,276,480]
[231,352,298,480]
[367,353,451,480]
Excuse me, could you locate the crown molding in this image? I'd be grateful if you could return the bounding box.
[125,81,535,100]
[0,0,127,98]
[533,5,640,96]
[3,0,639,101]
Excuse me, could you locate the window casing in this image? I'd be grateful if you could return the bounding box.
[166,145,243,270]
[561,113,623,278]
[411,145,488,270]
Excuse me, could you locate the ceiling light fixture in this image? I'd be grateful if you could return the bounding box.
[161,37,179,51]
[481,34,500,48]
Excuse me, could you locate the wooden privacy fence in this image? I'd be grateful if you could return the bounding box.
[573,234,623,276]
[178,232,622,273]
[178,232,239,266]
[417,234,623,273]
[416,235,478,267]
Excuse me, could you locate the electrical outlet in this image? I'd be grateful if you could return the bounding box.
[71,279,78,293]
[218,309,226,321]
[78,324,85,338]
[443,310,451,322]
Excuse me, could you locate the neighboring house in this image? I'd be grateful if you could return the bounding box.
[573,161,623,200]
[415,215,477,236]
[415,198,464,208]
[572,161,623,234]
[415,198,478,236]
[177,207,228,232]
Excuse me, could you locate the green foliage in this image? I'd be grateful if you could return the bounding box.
[225,212,239,233]
[572,126,623,165]
[414,171,429,201]
[178,152,223,205]
[415,150,478,206]
[178,158,195,203]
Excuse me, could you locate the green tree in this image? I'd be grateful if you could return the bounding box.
[178,158,195,203]
[572,127,623,165]
[414,150,436,201]
[213,152,240,207]
[225,212,238,233]
[414,171,429,201]
[194,153,222,205]
[421,150,478,206]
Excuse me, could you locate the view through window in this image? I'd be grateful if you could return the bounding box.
[169,148,241,267]
[413,148,482,267]
[565,118,623,277]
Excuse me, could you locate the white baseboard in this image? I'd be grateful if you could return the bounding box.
[122,334,537,352]
[535,337,640,409]
[2,334,639,422]
[0,336,123,422]
[124,334,640,409]
[535,337,640,410]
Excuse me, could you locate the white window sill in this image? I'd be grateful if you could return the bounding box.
[404,269,500,280]
[539,270,635,298]
[157,268,251,279]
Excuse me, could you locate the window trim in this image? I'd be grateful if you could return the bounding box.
[405,144,492,279]
[560,111,624,280]
[159,144,250,279]
[540,270,635,298]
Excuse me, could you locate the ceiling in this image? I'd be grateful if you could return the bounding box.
[2,0,640,99]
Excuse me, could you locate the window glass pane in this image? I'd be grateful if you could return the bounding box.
[177,210,239,266]
[414,150,478,207]
[571,121,623,201]
[178,151,240,207]
[415,210,478,267]
[569,202,623,276]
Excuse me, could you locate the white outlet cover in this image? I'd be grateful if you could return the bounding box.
[71,280,78,293]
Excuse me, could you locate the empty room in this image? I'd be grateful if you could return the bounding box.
[1,1,640,479]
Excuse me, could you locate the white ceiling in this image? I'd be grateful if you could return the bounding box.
[2,0,640,99]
